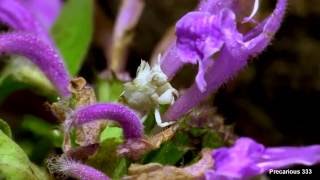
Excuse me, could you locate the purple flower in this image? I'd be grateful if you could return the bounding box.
[66,103,143,140]
[113,0,144,41]
[48,156,110,180]
[0,0,53,44]
[164,0,287,121]
[175,10,231,92]
[197,0,238,13]
[0,32,71,97]
[18,0,62,30]
[110,0,145,72]
[183,149,214,177]
[205,137,320,180]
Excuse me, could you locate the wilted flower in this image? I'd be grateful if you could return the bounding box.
[205,137,320,180]
[164,0,287,121]
[122,58,178,127]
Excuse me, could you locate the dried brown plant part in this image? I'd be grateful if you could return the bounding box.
[56,77,105,152]
[123,149,213,180]
[68,77,96,107]
[124,163,194,180]
[48,99,70,122]
[65,144,100,161]
[118,124,179,160]
[183,149,213,178]
[69,77,107,148]
[146,123,179,149]
[186,106,237,145]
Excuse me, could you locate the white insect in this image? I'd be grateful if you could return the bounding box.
[121,55,178,127]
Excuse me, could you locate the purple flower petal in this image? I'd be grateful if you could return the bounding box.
[176,10,236,91]
[183,149,214,177]
[18,0,62,29]
[0,0,52,44]
[67,103,143,139]
[207,137,320,179]
[198,0,237,14]
[164,0,287,121]
[160,0,254,79]
[110,0,145,72]
[0,32,70,97]
[164,47,244,121]
[160,42,185,79]
[113,0,144,40]
[176,11,224,63]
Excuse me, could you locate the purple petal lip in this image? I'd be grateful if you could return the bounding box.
[69,103,143,139]
[18,0,62,30]
[0,0,53,44]
[0,32,71,97]
[207,137,320,179]
[164,0,287,121]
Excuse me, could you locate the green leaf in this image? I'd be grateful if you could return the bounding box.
[189,127,206,137]
[143,112,156,134]
[0,77,28,103]
[97,79,124,102]
[0,119,12,138]
[21,115,63,147]
[87,139,128,179]
[0,130,48,180]
[7,57,55,94]
[143,132,190,165]
[51,0,93,75]
[202,132,224,148]
[0,57,57,103]
[99,126,123,143]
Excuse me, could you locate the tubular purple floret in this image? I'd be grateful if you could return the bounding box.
[160,42,184,79]
[205,137,320,179]
[110,0,145,72]
[0,0,52,44]
[164,0,287,121]
[18,0,62,30]
[0,32,71,97]
[48,156,110,180]
[68,103,143,139]
[243,0,288,55]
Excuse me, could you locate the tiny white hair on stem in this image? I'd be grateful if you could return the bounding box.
[46,155,72,178]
